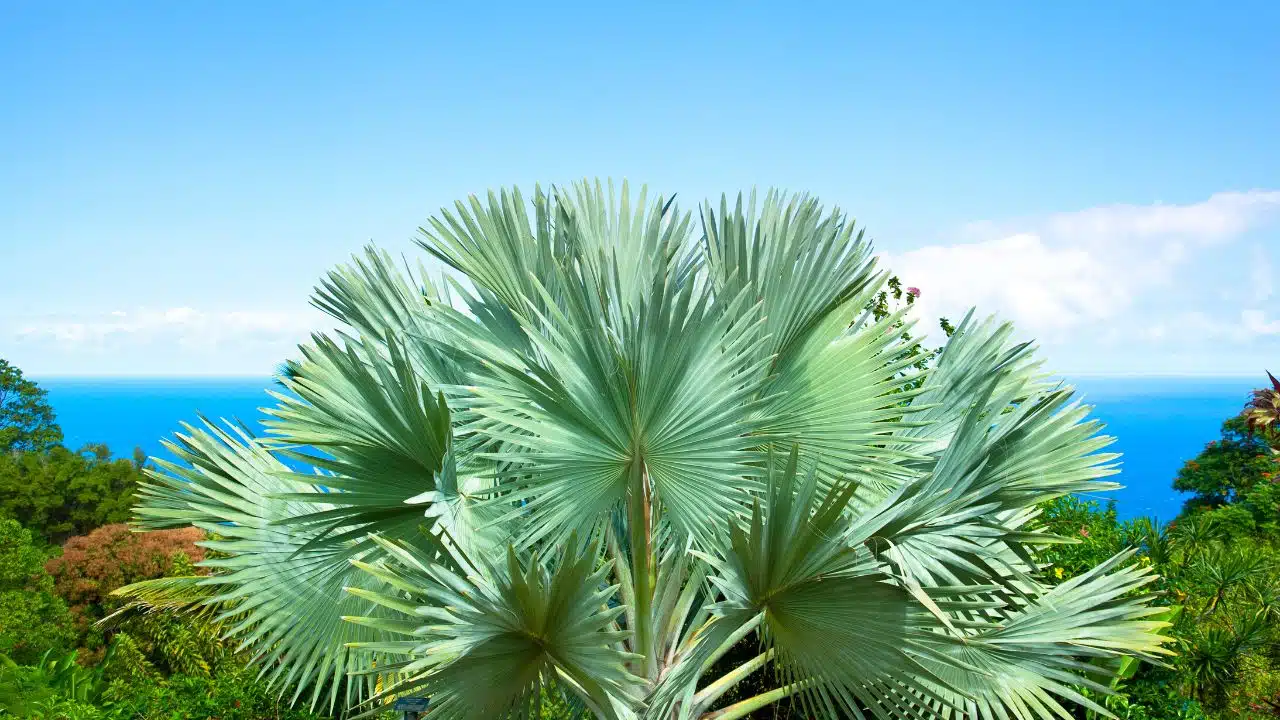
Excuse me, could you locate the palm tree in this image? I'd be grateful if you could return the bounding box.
[124,182,1170,719]
[1243,371,1280,451]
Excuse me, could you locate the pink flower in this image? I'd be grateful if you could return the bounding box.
[1079,526,1090,538]
[905,287,921,298]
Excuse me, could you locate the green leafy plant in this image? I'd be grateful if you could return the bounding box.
[0,358,62,455]
[95,665,344,720]
[0,445,142,544]
[0,648,110,716]
[1038,402,1280,720]
[1179,613,1271,708]
[1192,550,1268,617]
[0,519,74,664]
[123,182,1171,719]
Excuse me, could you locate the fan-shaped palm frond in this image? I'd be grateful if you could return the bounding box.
[130,417,418,712]
[346,533,644,719]
[130,180,1169,719]
[701,449,1171,720]
[102,575,222,624]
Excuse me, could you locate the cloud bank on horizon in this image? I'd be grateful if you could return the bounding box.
[9,306,329,377]
[887,189,1280,377]
[5,188,1278,378]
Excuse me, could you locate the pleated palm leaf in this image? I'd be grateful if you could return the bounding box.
[125,181,1172,719]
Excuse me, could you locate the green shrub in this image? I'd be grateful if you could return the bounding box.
[0,519,74,663]
[0,648,109,717]
[1037,495,1134,582]
[0,445,141,545]
[97,665,374,719]
[45,524,206,652]
[24,697,107,720]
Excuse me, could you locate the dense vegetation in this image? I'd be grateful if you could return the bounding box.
[4,371,1278,718]
[1036,383,1280,719]
[4,364,1279,719]
[0,361,348,719]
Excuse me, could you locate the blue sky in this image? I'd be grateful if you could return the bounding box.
[2,1,1278,376]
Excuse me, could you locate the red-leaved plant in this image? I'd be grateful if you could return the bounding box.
[45,523,206,644]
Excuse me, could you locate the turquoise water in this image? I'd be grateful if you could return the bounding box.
[36,375,1261,521]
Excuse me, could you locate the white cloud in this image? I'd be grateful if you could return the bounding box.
[6,306,329,375]
[163,307,198,324]
[1043,190,1280,242]
[1155,309,1280,344]
[888,233,1124,338]
[1242,309,1280,336]
[886,190,1280,351]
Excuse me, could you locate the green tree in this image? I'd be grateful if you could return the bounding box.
[1174,416,1276,510]
[0,359,62,455]
[1173,413,1280,541]
[0,445,140,544]
[124,182,1168,719]
[0,519,74,664]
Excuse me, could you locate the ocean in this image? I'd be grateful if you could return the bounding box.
[35,375,1262,522]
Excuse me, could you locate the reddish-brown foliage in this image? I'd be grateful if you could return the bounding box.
[45,523,206,634]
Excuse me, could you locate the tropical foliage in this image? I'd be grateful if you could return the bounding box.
[1173,416,1280,540]
[0,360,146,547]
[0,361,362,719]
[45,523,206,646]
[1035,391,1280,719]
[1039,495,1280,719]
[0,444,142,544]
[120,182,1170,719]
[0,655,339,720]
[0,519,75,665]
[1243,372,1280,439]
[0,647,111,717]
[0,359,62,455]
[0,520,348,720]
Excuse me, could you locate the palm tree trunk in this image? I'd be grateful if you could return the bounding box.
[628,455,656,678]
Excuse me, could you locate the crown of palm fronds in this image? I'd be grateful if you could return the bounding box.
[119,181,1171,719]
[1244,371,1280,440]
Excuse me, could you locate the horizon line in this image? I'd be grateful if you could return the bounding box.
[31,372,1267,380]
